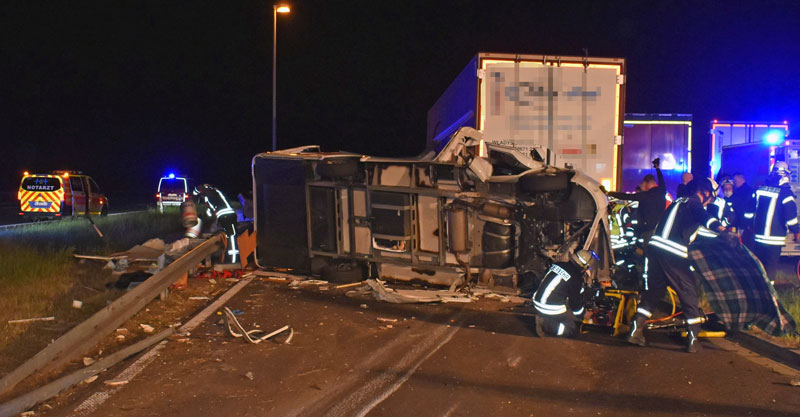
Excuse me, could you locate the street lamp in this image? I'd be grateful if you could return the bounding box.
[272,4,290,151]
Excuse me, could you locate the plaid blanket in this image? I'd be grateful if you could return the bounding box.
[689,239,797,336]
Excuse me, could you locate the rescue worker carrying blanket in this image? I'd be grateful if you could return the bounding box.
[533,249,599,338]
[627,178,729,353]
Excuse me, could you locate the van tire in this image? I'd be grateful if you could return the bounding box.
[321,261,365,283]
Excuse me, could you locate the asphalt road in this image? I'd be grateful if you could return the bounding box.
[42,280,799,417]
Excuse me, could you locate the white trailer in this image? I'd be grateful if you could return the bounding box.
[427,52,626,190]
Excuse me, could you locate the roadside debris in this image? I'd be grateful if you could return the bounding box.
[791,379,800,387]
[139,324,155,334]
[103,379,128,387]
[82,357,95,367]
[222,306,292,345]
[365,279,472,304]
[7,317,55,325]
[72,300,83,309]
[82,375,98,384]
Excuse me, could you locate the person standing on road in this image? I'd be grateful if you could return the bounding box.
[751,162,800,281]
[533,249,599,338]
[676,172,693,198]
[627,178,729,353]
[607,158,667,246]
[731,173,757,246]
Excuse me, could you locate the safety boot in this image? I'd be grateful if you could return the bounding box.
[626,314,647,347]
[685,325,702,353]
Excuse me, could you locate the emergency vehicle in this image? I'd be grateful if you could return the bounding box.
[156,173,189,212]
[18,171,109,219]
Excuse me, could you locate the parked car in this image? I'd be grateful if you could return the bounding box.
[18,171,108,219]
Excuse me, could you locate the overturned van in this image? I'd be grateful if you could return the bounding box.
[251,128,613,292]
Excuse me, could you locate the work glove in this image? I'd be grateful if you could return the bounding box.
[652,157,660,169]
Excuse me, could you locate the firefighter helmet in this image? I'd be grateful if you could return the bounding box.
[708,177,719,193]
[571,249,599,271]
[773,161,791,176]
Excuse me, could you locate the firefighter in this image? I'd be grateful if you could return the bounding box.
[731,173,757,246]
[751,162,800,281]
[707,178,735,228]
[608,158,666,245]
[627,178,729,353]
[533,249,599,338]
[191,184,240,265]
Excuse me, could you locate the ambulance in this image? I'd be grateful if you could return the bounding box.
[18,171,109,219]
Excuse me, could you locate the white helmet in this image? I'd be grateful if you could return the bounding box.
[571,249,599,271]
[774,161,791,176]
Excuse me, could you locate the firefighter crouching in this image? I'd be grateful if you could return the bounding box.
[533,249,599,338]
[750,161,800,281]
[627,178,731,353]
[184,184,241,265]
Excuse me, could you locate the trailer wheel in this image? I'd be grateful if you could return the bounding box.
[101,207,109,216]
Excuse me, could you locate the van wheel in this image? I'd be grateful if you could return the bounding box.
[101,207,109,216]
[321,261,365,283]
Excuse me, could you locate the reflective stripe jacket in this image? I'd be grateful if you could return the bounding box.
[707,197,735,228]
[649,195,721,258]
[753,185,800,246]
[532,262,585,317]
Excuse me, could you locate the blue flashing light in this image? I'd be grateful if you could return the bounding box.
[765,130,784,145]
[168,173,176,179]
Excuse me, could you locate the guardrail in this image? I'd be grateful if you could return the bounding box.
[0,234,225,396]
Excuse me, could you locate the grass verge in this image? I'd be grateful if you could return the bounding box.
[0,210,183,365]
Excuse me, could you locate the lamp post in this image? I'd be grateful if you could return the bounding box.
[272,4,290,151]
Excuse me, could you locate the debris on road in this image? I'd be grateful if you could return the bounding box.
[334,281,366,290]
[72,300,83,309]
[82,375,98,384]
[7,317,55,325]
[222,306,292,345]
[82,357,95,367]
[365,279,472,304]
[377,318,398,324]
[103,379,128,387]
[189,296,211,301]
[139,324,155,334]
[245,371,254,381]
[791,379,800,387]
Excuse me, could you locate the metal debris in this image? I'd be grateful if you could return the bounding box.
[222,307,291,344]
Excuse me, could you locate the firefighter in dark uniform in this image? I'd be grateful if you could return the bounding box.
[191,184,240,265]
[707,179,735,228]
[608,158,667,245]
[627,178,728,352]
[533,249,599,338]
[751,162,800,281]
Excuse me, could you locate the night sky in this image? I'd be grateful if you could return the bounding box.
[2,1,800,203]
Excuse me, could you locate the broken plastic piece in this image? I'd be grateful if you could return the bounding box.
[222,307,291,344]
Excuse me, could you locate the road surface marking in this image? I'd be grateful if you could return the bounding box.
[352,325,459,417]
[72,278,253,416]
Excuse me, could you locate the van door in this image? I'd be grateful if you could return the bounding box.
[87,177,104,215]
[69,177,87,216]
